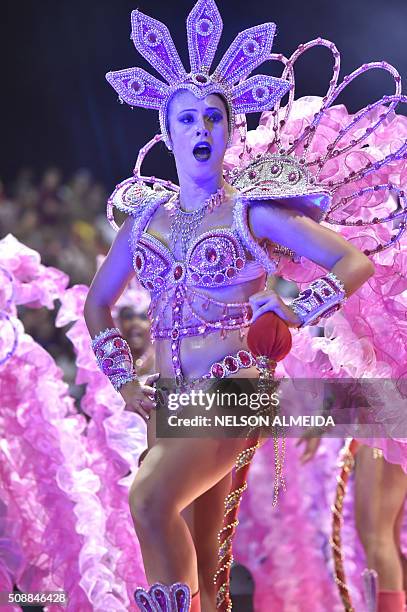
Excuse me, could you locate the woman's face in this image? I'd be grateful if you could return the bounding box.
[167,90,229,180]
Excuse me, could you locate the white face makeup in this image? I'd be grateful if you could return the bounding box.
[167,90,229,180]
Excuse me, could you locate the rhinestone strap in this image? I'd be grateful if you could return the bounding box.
[289,271,347,327]
[91,327,138,391]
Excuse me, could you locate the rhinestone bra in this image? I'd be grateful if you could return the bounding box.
[133,227,264,293]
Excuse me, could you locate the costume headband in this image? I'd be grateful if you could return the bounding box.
[105,0,291,148]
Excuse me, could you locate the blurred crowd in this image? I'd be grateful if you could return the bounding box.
[0,166,116,285]
[0,167,153,400]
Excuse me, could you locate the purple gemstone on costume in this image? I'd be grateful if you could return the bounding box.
[195,73,209,83]
[97,348,105,357]
[171,329,179,339]
[301,289,313,299]
[155,276,164,286]
[198,18,211,34]
[215,273,225,283]
[271,164,279,174]
[202,275,212,284]
[191,272,200,282]
[288,171,297,182]
[205,246,217,262]
[174,265,183,280]
[244,40,257,55]
[114,338,124,348]
[146,281,154,290]
[102,358,114,370]
[147,31,158,44]
[155,589,165,606]
[323,287,331,296]
[175,589,186,607]
[226,267,236,278]
[136,591,154,612]
[132,81,143,93]
[236,258,244,269]
[238,350,252,366]
[211,363,225,378]
[225,356,239,372]
[254,86,266,99]
[249,170,257,179]
[135,254,143,269]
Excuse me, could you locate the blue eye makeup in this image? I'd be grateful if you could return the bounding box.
[208,110,223,121]
[179,113,194,124]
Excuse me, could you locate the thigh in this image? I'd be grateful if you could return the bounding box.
[355,445,407,533]
[131,433,256,512]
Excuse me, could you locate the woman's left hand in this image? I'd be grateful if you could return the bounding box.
[249,289,302,327]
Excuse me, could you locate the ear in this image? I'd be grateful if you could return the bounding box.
[165,131,173,151]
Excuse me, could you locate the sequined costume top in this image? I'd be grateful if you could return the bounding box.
[109,178,315,385]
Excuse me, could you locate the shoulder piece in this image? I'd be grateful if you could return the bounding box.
[228,154,331,223]
[233,196,300,275]
[231,153,333,272]
[107,177,175,232]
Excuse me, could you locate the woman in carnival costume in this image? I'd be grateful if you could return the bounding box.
[83,0,407,610]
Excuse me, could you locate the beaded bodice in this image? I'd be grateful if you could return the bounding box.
[134,227,258,293]
[132,205,267,350]
[110,178,300,384]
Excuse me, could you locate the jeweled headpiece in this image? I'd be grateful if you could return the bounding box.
[106,0,291,148]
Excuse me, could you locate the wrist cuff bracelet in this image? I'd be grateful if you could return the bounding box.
[289,271,347,328]
[91,327,138,391]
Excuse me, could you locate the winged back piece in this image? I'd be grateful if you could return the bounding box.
[223,38,407,257]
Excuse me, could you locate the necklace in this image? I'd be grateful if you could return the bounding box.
[169,185,226,259]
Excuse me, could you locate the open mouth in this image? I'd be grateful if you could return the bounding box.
[193,141,212,162]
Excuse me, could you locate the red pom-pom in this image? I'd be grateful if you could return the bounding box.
[247,312,292,362]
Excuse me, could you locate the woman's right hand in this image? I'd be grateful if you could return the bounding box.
[119,373,160,423]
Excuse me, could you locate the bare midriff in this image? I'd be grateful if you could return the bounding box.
[153,274,266,380]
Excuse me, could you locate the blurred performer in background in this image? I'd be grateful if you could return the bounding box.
[117,306,155,380]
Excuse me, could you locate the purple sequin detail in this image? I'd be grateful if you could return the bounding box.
[213,24,276,82]
[135,582,191,612]
[187,0,223,73]
[232,75,291,113]
[131,10,187,84]
[106,67,168,109]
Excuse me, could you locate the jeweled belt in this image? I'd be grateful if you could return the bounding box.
[152,314,249,340]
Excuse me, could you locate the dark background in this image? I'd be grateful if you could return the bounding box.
[2,0,407,189]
